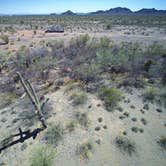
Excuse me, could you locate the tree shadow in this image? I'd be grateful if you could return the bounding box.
[0,127,44,153]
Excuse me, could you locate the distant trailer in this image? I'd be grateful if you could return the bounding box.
[45,25,64,33]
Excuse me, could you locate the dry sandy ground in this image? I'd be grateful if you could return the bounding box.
[1,25,166,54]
[0,86,165,166]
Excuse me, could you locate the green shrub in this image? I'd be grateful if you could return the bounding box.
[66,121,76,132]
[0,131,12,147]
[157,136,166,150]
[30,145,56,166]
[69,90,87,105]
[0,35,9,44]
[99,87,123,111]
[0,92,18,109]
[0,52,11,71]
[46,39,64,48]
[99,37,111,47]
[31,56,57,72]
[146,42,166,56]
[143,86,158,101]
[106,22,112,30]
[44,123,64,145]
[74,62,100,82]
[115,136,136,156]
[76,141,94,160]
[71,34,90,46]
[75,112,89,127]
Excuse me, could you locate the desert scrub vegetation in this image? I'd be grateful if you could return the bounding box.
[0,131,12,148]
[115,136,136,156]
[76,141,94,160]
[66,121,76,132]
[142,86,158,101]
[44,123,64,145]
[157,136,166,150]
[0,52,12,72]
[65,80,83,92]
[0,34,9,44]
[0,92,18,109]
[75,112,90,128]
[98,87,123,111]
[69,90,87,105]
[29,145,56,166]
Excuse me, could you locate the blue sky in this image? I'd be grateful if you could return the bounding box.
[0,0,165,14]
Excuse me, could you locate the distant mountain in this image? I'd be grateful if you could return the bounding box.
[61,10,76,16]
[135,8,166,15]
[90,7,166,16]
[91,7,132,15]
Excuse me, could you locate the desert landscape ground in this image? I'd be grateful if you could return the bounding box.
[0,13,166,166]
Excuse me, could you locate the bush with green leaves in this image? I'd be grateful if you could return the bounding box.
[157,136,166,150]
[0,52,11,72]
[70,34,90,47]
[66,121,76,132]
[76,141,94,160]
[99,37,111,48]
[146,42,166,56]
[73,62,100,82]
[99,87,123,111]
[0,35,9,44]
[115,136,136,156]
[0,92,18,109]
[142,86,158,101]
[29,145,56,166]
[44,123,64,145]
[69,90,87,105]
[75,112,89,127]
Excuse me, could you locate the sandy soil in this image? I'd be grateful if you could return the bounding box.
[0,86,165,166]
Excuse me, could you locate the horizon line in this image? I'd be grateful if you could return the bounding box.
[0,7,166,15]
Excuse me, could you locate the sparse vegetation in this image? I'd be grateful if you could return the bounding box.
[0,35,9,44]
[115,136,136,156]
[98,87,123,111]
[76,141,94,160]
[44,123,64,145]
[143,86,158,101]
[29,145,56,166]
[75,112,89,128]
[66,121,76,132]
[69,90,87,105]
[157,136,166,150]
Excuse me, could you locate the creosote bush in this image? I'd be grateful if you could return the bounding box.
[76,141,94,160]
[66,121,76,132]
[0,92,18,109]
[0,35,9,44]
[143,86,158,101]
[44,123,64,145]
[75,112,89,127]
[69,90,87,105]
[115,136,136,156]
[99,87,123,111]
[157,136,166,150]
[30,145,56,166]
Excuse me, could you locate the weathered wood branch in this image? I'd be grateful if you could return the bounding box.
[16,72,47,129]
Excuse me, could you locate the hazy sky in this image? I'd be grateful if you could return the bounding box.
[0,0,165,14]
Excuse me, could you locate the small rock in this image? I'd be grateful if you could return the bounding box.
[123,131,127,135]
[98,117,103,123]
[143,104,149,110]
[156,108,162,113]
[103,125,107,129]
[130,105,135,109]
[95,126,101,131]
[96,139,101,145]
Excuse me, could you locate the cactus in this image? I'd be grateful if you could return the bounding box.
[17,72,48,129]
